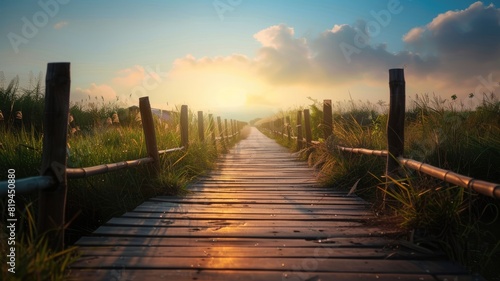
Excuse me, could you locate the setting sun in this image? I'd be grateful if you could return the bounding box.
[215,89,247,108]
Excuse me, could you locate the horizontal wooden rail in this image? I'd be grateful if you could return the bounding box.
[337,146,388,157]
[0,176,55,196]
[66,157,155,179]
[158,147,185,155]
[335,147,500,199]
[400,158,500,199]
[0,148,186,194]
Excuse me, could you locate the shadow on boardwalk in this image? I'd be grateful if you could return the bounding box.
[68,127,484,281]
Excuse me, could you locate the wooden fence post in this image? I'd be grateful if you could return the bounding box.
[296,110,303,150]
[180,105,189,148]
[323,99,333,140]
[386,68,406,178]
[279,117,284,138]
[224,119,229,141]
[209,114,216,147]
[217,116,225,149]
[304,109,312,147]
[230,119,234,138]
[198,111,204,142]
[38,62,71,250]
[286,116,291,142]
[139,97,160,176]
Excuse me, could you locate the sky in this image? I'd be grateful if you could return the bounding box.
[1,0,499,121]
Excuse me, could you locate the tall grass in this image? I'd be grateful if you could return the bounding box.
[260,93,500,279]
[0,76,245,279]
[0,204,79,281]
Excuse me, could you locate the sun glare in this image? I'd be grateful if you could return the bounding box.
[215,89,247,108]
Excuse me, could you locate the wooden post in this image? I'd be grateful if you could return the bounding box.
[296,110,303,150]
[180,105,189,148]
[38,62,71,250]
[304,109,312,147]
[209,114,216,147]
[230,119,234,138]
[323,99,333,140]
[286,116,291,142]
[386,68,405,178]
[139,97,160,176]
[224,118,229,140]
[217,116,225,149]
[280,117,285,138]
[198,111,204,142]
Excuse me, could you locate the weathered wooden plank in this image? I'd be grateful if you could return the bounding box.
[132,205,373,216]
[147,197,367,206]
[75,236,399,248]
[141,201,369,209]
[121,211,373,221]
[105,217,366,228]
[197,179,318,184]
[92,225,394,239]
[70,256,467,274]
[152,194,366,201]
[186,189,348,195]
[77,245,433,259]
[68,269,442,281]
[188,184,326,190]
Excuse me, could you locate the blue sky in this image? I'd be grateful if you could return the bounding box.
[1,0,499,120]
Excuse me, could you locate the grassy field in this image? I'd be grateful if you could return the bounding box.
[0,77,247,280]
[258,94,500,280]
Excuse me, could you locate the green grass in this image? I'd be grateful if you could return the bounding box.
[260,93,500,280]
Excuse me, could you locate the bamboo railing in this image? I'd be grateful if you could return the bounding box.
[260,68,500,200]
[0,62,245,250]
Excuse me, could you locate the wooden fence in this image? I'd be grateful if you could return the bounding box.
[260,68,500,200]
[0,62,245,250]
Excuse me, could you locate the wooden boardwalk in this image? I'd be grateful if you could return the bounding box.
[68,128,482,281]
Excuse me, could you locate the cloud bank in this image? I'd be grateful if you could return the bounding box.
[75,1,500,117]
[170,1,498,95]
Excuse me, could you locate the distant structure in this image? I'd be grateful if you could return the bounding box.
[128,106,176,128]
[151,108,173,122]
